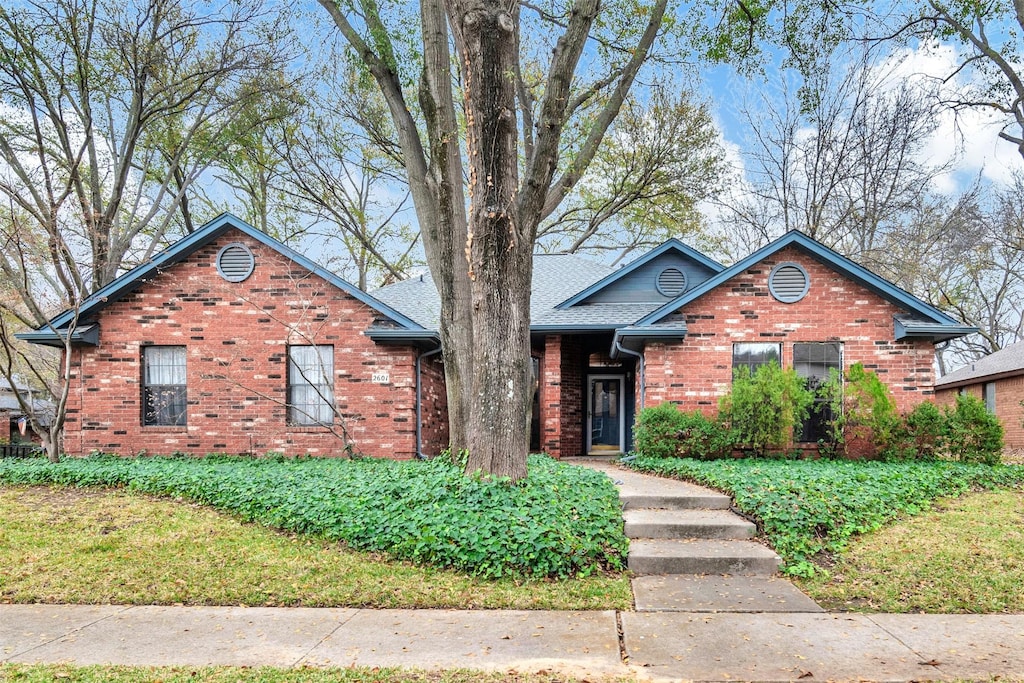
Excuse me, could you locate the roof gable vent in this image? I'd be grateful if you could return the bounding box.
[656,267,687,297]
[216,243,255,283]
[768,262,809,303]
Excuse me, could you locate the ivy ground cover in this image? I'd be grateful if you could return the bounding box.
[0,454,627,579]
[627,456,1024,576]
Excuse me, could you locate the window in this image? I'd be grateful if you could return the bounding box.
[793,342,842,442]
[983,382,996,413]
[142,346,187,426]
[288,345,334,426]
[732,343,781,376]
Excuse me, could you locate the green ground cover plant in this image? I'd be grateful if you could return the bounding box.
[0,486,631,609]
[799,489,1024,613]
[0,664,637,682]
[0,454,627,579]
[626,456,1024,576]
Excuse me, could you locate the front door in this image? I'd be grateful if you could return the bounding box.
[587,375,624,454]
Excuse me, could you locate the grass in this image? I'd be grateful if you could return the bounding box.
[799,489,1024,613]
[0,664,637,682]
[0,454,628,579]
[0,486,631,609]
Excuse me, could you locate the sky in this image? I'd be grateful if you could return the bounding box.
[708,39,1024,200]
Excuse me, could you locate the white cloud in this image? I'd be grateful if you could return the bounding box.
[874,40,1024,192]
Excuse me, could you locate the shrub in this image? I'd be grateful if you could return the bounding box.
[0,453,628,579]
[945,394,1004,465]
[826,363,900,459]
[889,401,946,460]
[633,402,688,458]
[634,403,735,459]
[719,362,814,456]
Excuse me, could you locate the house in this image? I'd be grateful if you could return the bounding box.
[0,376,54,444]
[20,213,975,458]
[934,341,1024,449]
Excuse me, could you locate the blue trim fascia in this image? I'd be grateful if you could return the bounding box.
[41,213,424,334]
[610,325,688,357]
[637,231,966,328]
[16,324,100,347]
[529,323,623,333]
[894,317,977,342]
[555,238,724,310]
[365,328,441,345]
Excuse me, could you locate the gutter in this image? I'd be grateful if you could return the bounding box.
[415,346,444,459]
[612,339,645,412]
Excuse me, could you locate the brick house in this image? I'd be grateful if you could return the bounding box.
[21,214,974,458]
[934,341,1024,449]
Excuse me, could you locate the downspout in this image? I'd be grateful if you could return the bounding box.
[415,346,443,459]
[613,340,645,411]
[613,339,644,462]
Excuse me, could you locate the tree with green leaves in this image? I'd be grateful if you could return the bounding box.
[316,0,671,479]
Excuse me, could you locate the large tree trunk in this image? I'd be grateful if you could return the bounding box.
[449,0,531,479]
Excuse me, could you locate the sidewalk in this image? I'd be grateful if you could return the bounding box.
[3,604,1024,681]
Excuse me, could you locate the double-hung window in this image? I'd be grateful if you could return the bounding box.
[288,345,335,426]
[732,343,781,377]
[142,346,187,426]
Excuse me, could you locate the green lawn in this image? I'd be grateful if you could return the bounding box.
[0,454,628,580]
[0,486,631,609]
[798,489,1024,612]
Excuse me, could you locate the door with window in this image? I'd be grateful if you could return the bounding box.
[587,375,624,454]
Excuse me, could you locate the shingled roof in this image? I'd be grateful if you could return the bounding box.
[935,340,1024,388]
[372,253,662,331]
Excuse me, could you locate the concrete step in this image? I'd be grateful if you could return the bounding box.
[620,492,732,511]
[624,509,755,540]
[628,539,781,576]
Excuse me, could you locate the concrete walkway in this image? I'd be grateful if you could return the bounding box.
[4,604,1024,681]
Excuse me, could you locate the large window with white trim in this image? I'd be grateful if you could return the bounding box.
[142,346,187,426]
[288,345,335,426]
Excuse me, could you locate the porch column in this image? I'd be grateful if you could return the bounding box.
[541,335,563,457]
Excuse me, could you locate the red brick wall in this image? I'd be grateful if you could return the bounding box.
[559,337,584,456]
[64,229,422,458]
[539,335,584,457]
[418,352,449,456]
[935,377,1024,449]
[644,247,936,415]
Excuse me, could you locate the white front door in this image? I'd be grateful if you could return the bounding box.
[587,374,625,454]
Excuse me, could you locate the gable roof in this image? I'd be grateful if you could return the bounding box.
[935,340,1024,388]
[635,230,970,332]
[555,238,723,309]
[23,213,424,343]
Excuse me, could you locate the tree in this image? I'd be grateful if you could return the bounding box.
[0,0,294,458]
[717,47,948,263]
[536,84,727,263]
[316,0,670,479]
[881,0,1024,160]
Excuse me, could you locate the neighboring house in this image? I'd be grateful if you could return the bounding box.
[0,375,54,444]
[20,214,974,458]
[934,341,1024,449]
